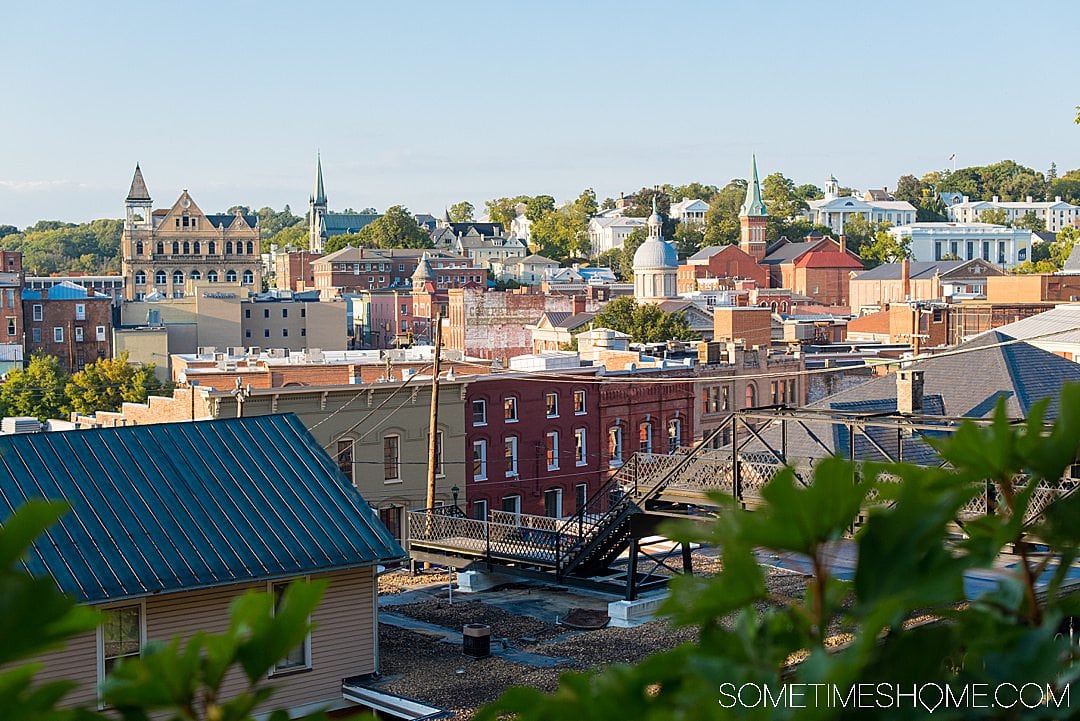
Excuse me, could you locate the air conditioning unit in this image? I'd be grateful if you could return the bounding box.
[227,346,245,357]
[213,353,226,362]
[197,346,216,356]
[247,347,262,356]
[1,417,43,435]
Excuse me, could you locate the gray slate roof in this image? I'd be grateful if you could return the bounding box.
[0,415,404,604]
[1064,245,1080,273]
[854,260,967,281]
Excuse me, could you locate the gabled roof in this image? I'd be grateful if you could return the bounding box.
[321,213,381,234]
[126,164,151,202]
[762,239,824,265]
[519,253,558,265]
[206,213,258,229]
[853,260,964,281]
[446,222,504,237]
[1,415,404,604]
[22,281,110,301]
[793,250,864,269]
[1064,245,1080,273]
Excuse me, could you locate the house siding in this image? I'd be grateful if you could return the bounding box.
[33,566,375,713]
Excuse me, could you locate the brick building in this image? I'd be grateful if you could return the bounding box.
[464,369,603,519]
[312,247,485,295]
[789,245,864,308]
[274,250,323,291]
[599,371,696,469]
[22,281,112,372]
[986,274,1080,304]
[678,245,768,293]
[120,165,262,300]
[713,306,773,347]
[0,250,24,369]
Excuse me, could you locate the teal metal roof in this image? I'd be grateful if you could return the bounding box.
[740,154,768,217]
[321,213,381,236]
[0,414,405,604]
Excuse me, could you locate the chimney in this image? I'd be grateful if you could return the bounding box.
[901,258,911,300]
[1056,196,1063,202]
[992,195,1000,203]
[572,294,586,315]
[896,369,924,415]
[839,235,847,254]
[1026,196,1033,203]
[962,195,969,203]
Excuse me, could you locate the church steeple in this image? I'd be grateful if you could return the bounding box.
[126,163,151,202]
[739,154,767,217]
[739,155,769,262]
[125,163,152,230]
[309,153,329,253]
[314,152,327,206]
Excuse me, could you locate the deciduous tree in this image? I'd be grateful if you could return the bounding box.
[448,201,475,223]
[589,296,698,343]
[0,354,69,420]
[66,351,165,415]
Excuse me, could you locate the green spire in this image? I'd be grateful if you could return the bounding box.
[314,152,326,206]
[739,154,767,217]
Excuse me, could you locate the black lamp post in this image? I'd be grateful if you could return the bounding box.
[451,485,460,509]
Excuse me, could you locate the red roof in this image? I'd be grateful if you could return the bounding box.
[794,250,865,269]
[846,311,890,334]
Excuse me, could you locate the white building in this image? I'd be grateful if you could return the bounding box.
[669,199,709,225]
[946,195,1080,233]
[588,216,648,256]
[632,205,678,303]
[492,254,560,285]
[804,176,916,233]
[888,222,1033,269]
[509,202,532,243]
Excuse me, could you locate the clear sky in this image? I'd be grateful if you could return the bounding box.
[2,0,1078,228]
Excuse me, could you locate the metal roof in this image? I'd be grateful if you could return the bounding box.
[0,414,405,604]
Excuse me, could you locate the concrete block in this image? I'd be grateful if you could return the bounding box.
[456,570,516,593]
[607,591,669,627]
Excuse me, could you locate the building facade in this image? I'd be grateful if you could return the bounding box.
[588,216,649,256]
[120,165,262,300]
[312,248,484,295]
[946,195,1080,233]
[804,176,917,233]
[889,222,1033,269]
[22,281,112,372]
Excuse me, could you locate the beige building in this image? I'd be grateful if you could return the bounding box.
[242,295,347,350]
[121,164,262,300]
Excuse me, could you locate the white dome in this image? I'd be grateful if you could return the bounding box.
[633,237,678,269]
[647,211,661,227]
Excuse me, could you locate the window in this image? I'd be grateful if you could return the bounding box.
[264,329,270,338]
[473,440,487,480]
[226,241,234,255]
[96,325,106,342]
[155,270,166,285]
[432,430,443,476]
[575,428,587,465]
[501,495,521,515]
[156,242,164,255]
[207,270,218,283]
[193,241,200,254]
[379,506,403,542]
[190,269,201,282]
[744,383,757,409]
[32,304,42,322]
[282,328,289,337]
[336,439,353,484]
[242,270,254,285]
[703,386,719,414]
[53,327,64,343]
[75,326,84,342]
[504,436,518,476]
[246,241,254,255]
[786,379,795,404]
[546,431,559,470]
[472,399,487,425]
[172,241,179,254]
[722,385,731,411]
[667,419,681,454]
[173,270,184,286]
[573,389,586,414]
[31,327,40,343]
[6,317,14,336]
[608,426,623,465]
[135,241,143,255]
[134,271,146,285]
[270,581,311,674]
[208,241,216,255]
[383,435,400,481]
[545,392,558,417]
[300,307,306,318]
[263,308,270,319]
[503,396,518,421]
[638,422,653,453]
[75,303,86,320]
[575,483,588,512]
[100,605,142,679]
[401,303,408,315]
[472,499,488,521]
[182,241,190,254]
[544,488,563,519]
[225,270,237,283]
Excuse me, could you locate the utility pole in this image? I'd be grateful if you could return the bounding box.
[425,316,443,511]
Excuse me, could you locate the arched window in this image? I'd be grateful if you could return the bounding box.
[608,426,623,465]
[208,241,216,255]
[182,242,190,254]
[173,270,184,286]
[780,301,789,313]
[241,269,254,285]
[154,270,167,285]
[246,241,254,255]
[190,269,201,282]
[225,269,237,283]
[171,242,179,255]
[135,241,143,255]
[667,419,681,454]
[134,271,146,285]
[638,422,652,454]
[193,241,200,254]
[156,242,164,254]
[207,270,219,283]
[744,383,757,409]
[226,241,234,255]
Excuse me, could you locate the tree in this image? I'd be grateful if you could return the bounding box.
[526,195,556,222]
[761,172,808,221]
[265,224,308,251]
[671,222,705,258]
[0,354,69,420]
[1015,211,1046,233]
[589,297,698,343]
[860,229,912,267]
[668,182,719,203]
[66,352,165,415]
[894,174,923,205]
[702,180,747,247]
[623,188,670,218]
[575,188,599,218]
[256,206,303,239]
[839,215,892,257]
[448,201,475,223]
[0,218,123,275]
[485,196,531,229]
[0,500,329,721]
[324,205,431,253]
[481,387,1080,721]
[600,197,616,211]
[793,184,824,201]
[979,207,1009,225]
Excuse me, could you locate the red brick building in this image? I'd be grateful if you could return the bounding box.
[0,251,24,358]
[598,372,696,470]
[312,248,485,295]
[790,247,864,308]
[22,281,112,372]
[274,250,323,291]
[677,245,768,293]
[465,370,603,518]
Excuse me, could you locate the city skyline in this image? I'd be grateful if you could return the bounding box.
[2,0,1078,228]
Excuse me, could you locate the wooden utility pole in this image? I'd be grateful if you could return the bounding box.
[425,317,443,511]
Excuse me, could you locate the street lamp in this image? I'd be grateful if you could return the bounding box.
[451,485,460,509]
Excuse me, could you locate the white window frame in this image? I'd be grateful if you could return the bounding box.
[543,488,563,519]
[546,431,559,471]
[503,396,518,422]
[545,392,558,418]
[574,428,587,466]
[97,600,147,705]
[74,326,84,342]
[96,325,106,342]
[472,399,487,426]
[573,389,586,414]
[53,326,64,343]
[32,304,42,322]
[501,494,521,515]
[75,303,86,320]
[472,499,488,520]
[268,578,312,676]
[575,483,588,513]
[473,440,487,480]
[504,436,518,477]
[609,426,624,466]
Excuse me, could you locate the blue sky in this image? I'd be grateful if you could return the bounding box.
[2,0,1077,228]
